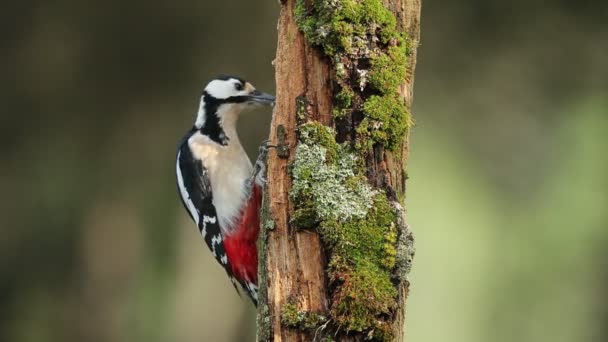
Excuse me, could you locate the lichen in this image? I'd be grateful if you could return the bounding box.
[294,0,413,151]
[281,303,300,326]
[297,123,341,162]
[290,122,399,339]
[393,202,415,281]
[290,0,415,338]
[263,218,275,231]
[289,142,376,224]
[257,175,274,341]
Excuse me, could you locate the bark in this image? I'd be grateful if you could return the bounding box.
[258,0,421,341]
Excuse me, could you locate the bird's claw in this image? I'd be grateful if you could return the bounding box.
[259,140,277,153]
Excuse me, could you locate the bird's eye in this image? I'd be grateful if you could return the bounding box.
[235,83,244,91]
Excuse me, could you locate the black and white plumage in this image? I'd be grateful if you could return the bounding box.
[175,76,274,305]
[176,137,226,264]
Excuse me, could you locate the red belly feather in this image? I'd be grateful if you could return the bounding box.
[222,184,261,284]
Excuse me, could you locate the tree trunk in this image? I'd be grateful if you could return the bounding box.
[258,0,420,341]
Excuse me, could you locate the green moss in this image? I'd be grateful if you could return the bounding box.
[360,43,411,150]
[295,0,400,57]
[356,94,411,150]
[281,302,328,330]
[382,223,397,269]
[290,122,399,340]
[292,0,413,338]
[294,0,318,46]
[295,0,412,152]
[281,303,301,327]
[291,206,319,230]
[297,122,340,162]
[369,45,407,94]
[319,195,394,265]
[333,86,355,119]
[331,260,396,339]
[360,0,396,27]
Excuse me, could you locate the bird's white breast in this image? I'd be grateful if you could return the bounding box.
[188,132,252,234]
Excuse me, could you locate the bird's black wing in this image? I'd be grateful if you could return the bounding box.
[175,136,257,305]
[176,140,230,270]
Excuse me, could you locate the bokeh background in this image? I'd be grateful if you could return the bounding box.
[1,1,606,341]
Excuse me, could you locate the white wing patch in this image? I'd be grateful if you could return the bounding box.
[176,151,200,225]
[200,215,217,238]
[210,233,222,257]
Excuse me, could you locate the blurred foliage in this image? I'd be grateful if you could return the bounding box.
[0,1,606,342]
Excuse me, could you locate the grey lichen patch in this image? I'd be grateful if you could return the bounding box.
[290,122,400,340]
[263,218,275,231]
[393,202,415,281]
[257,188,274,341]
[290,143,376,223]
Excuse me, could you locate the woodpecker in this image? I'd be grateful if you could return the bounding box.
[175,76,274,305]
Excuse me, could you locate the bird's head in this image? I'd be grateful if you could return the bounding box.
[194,76,275,145]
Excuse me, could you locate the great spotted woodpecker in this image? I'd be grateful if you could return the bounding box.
[175,76,274,305]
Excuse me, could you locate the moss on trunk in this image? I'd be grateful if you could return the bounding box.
[259,0,420,340]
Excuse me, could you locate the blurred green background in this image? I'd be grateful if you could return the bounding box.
[1,1,606,341]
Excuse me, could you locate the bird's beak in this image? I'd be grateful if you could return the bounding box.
[247,90,276,107]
